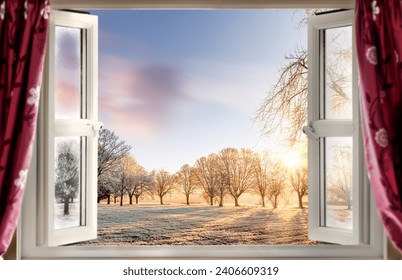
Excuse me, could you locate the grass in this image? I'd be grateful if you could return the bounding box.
[76,203,316,246]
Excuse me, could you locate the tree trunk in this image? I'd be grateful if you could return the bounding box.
[160,195,163,205]
[261,195,265,207]
[97,196,101,203]
[219,196,224,207]
[63,197,70,215]
[186,195,190,205]
[114,196,117,204]
[274,195,278,209]
[209,196,213,206]
[347,196,352,210]
[135,196,139,204]
[298,193,304,209]
[234,196,239,207]
[107,195,111,204]
[120,194,124,206]
[129,194,133,205]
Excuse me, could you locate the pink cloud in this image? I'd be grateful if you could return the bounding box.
[55,82,80,118]
[98,55,186,139]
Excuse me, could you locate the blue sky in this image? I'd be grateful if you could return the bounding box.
[91,10,307,173]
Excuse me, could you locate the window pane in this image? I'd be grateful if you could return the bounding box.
[324,26,353,119]
[55,26,84,119]
[325,137,353,230]
[54,137,86,229]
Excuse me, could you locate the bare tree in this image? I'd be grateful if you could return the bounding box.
[216,169,229,207]
[255,48,308,144]
[125,161,153,205]
[176,164,198,205]
[328,147,352,210]
[194,155,219,206]
[110,177,125,206]
[255,11,352,144]
[98,175,112,204]
[290,166,308,209]
[252,153,285,208]
[280,184,293,208]
[110,185,120,204]
[130,173,154,205]
[97,128,131,203]
[110,155,137,206]
[267,169,285,209]
[153,169,175,205]
[297,9,333,26]
[326,31,353,115]
[218,148,257,207]
[55,141,79,215]
[252,153,271,207]
[111,193,118,204]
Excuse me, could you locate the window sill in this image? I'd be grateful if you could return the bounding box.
[19,243,384,260]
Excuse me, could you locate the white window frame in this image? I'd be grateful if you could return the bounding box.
[306,10,364,245]
[26,10,100,248]
[19,1,384,259]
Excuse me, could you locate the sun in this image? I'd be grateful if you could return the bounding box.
[283,151,302,170]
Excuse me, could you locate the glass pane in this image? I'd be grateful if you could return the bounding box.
[324,26,353,119]
[325,137,353,230]
[55,26,84,119]
[54,137,85,229]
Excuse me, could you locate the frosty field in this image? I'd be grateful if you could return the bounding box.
[76,203,316,246]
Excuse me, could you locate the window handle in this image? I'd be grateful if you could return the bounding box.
[88,121,103,137]
[302,123,319,141]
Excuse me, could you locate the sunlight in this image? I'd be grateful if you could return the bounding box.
[283,151,302,170]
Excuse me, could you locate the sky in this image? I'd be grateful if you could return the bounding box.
[85,10,307,173]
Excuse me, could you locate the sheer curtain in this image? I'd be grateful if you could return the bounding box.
[0,0,49,257]
[355,0,402,251]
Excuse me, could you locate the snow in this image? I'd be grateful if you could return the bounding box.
[327,205,353,230]
[76,203,317,246]
[55,203,80,229]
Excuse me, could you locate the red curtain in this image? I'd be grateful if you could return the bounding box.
[0,0,49,257]
[355,0,402,251]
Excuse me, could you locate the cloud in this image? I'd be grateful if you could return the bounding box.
[55,82,80,118]
[56,27,81,70]
[98,54,186,139]
[55,28,81,119]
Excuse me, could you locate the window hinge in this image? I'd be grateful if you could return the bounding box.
[302,123,319,141]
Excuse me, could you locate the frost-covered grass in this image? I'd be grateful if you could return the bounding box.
[76,203,317,246]
[55,203,80,229]
[327,205,353,230]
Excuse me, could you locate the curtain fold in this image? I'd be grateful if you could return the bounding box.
[0,0,49,257]
[355,0,402,251]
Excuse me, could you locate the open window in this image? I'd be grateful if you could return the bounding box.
[20,7,383,259]
[306,10,367,245]
[37,10,100,246]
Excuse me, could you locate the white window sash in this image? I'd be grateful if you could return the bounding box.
[38,10,99,246]
[307,9,364,245]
